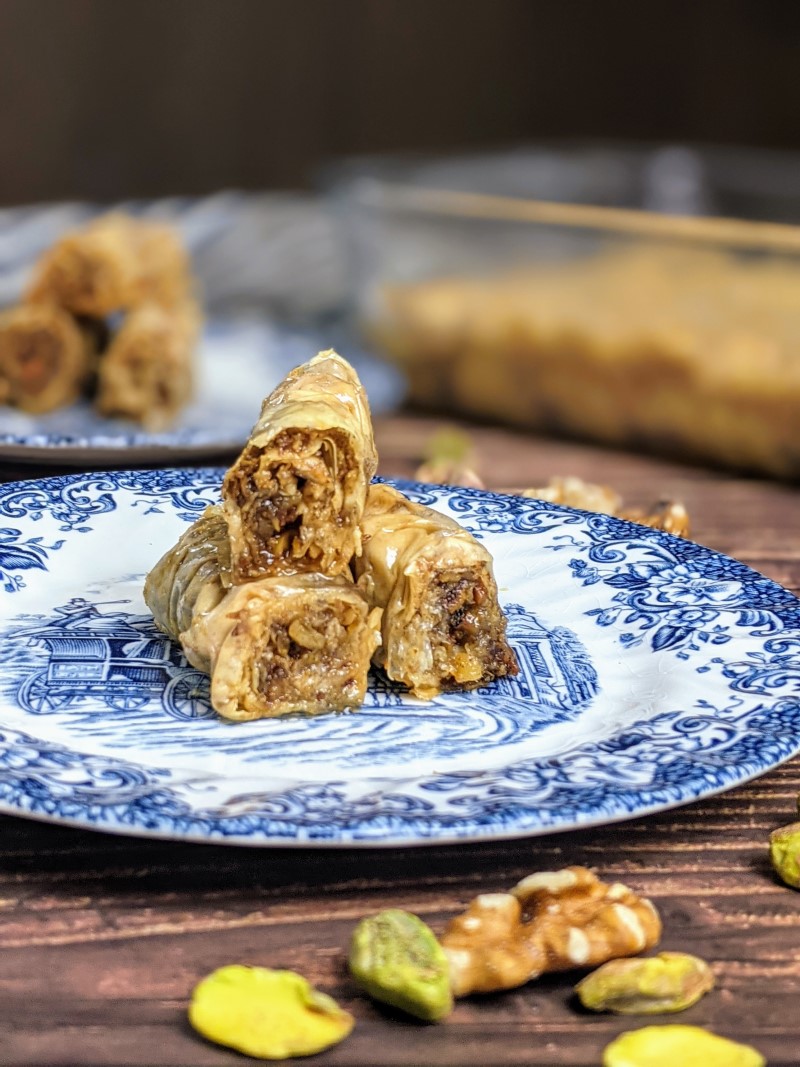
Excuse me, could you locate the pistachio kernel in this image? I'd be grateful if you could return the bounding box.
[576,952,714,1014]
[189,965,353,1060]
[769,821,800,889]
[349,908,452,1022]
[602,1025,765,1067]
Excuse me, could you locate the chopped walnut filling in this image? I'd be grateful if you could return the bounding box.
[226,429,357,580]
[240,603,364,716]
[412,566,518,694]
[441,577,482,640]
[10,330,60,394]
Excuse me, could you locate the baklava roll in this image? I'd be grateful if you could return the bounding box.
[144,506,381,720]
[222,350,378,583]
[94,300,199,429]
[26,214,191,316]
[144,505,233,640]
[0,303,98,413]
[354,483,519,699]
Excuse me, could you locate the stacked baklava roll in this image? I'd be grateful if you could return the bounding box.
[355,483,519,700]
[145,351,384,720]
[0,214,199,427]
[145,350,518,721]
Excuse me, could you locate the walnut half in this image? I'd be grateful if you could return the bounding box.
[440,866,662,997]
[522,477,690,538]
[618,500,690,538]
[520,476,622,515]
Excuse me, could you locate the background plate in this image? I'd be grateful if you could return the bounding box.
[0,469,798,847]
[0,192,403,462]
[0,319,402,464]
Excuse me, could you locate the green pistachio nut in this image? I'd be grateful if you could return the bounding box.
[576,952,714,1014]
[188,965,354,1060]
[424,427,473,465]
[349,908,453,1022]
[769,821,800,888]
[602,1025,765,1067]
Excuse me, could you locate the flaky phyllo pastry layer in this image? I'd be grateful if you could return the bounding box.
[1,213,199,423]
[355,483,518,699]
[95,300,200,430]
[222,350,377,583]
[26,214,191,317]
[144,506,381,720]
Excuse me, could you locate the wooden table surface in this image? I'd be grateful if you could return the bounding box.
[0,415,798,1067]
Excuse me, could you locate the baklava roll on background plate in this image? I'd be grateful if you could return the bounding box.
[222,349,378,583]
[354,483,519,699]
[145,505,381,720]
[0,303,99,413]
[94,300,200,429]
[26,213,192,316]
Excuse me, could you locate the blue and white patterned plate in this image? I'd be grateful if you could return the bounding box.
[0,320,402,464]
[0,468,798,848]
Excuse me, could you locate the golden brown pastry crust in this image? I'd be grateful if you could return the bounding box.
[144,505,381,720]
[354,483,518,698]
[143,505,233,640]
[26,214,192,317]
[373,247,800,479]
[184,575,380,720]
[0,303,98,413]
[222,349,377,583]
[94,300,200,430]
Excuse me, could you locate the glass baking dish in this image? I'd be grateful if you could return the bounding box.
[331,145,800,479]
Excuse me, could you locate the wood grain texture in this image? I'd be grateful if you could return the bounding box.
[0,418,798,1066]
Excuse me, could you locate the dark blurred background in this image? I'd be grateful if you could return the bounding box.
[0,0,798,205]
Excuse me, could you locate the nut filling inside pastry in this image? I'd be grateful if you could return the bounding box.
[145,351,518,720]
[144,504,381,721]
[222,350,377,585]
[227,428,359,580]
[355,483,518,699]
[388,561,519,698]
[0,304,99,413]
[184,577,380,721]
[249,604,367,709]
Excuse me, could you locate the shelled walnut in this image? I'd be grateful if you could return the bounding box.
[521,477,690,537]
[413,443,691,538]
[440,866,662,997]
[520,476,622,515]
[618,500,690,537]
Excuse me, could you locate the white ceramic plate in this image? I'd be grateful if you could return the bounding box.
[0,468,798,847]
